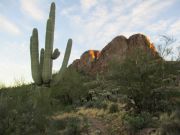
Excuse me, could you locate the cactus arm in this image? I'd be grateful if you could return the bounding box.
[30,28,42,85]
[52,48,60,59]
[60,39,72,70]
[42,19,53,83]
[40,48,44,79]
[51,39,72,86]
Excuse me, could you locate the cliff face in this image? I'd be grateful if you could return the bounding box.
[70,33,160,75]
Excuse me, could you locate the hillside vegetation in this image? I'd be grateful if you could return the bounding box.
[0,49,180,135]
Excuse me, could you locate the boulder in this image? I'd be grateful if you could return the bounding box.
[70,33,159,75]
[69,50,100,73]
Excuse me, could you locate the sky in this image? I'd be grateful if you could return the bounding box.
[0,0,180,86]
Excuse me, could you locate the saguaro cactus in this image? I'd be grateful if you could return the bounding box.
[30,2,72,86]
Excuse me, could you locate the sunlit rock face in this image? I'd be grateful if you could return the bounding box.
[128,34,157,55]
[70,33,160,75]
[91,35,128,74]
[69,50,100,73]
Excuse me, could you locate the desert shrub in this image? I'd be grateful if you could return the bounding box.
[64,117,81,135]
[0,95,9,135]
[109,103,119,113]
[106,49,179,113]
[0,98,48,135]
[84,101,94,108]
[123,112,152,133]
[0,86,53,135]
[84,100,107,110]
[48,116,89,135]
[48,118,67,134]
[159,121,180,135]
[51,68,88,105]
[158,109,180,135]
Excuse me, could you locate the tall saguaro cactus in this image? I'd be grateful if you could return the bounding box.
[30,2,72,86]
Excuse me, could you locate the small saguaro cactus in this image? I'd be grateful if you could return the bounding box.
[30,2,72,86]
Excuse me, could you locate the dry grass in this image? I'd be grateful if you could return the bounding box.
[51,106,128,135]
[77,107,107,118]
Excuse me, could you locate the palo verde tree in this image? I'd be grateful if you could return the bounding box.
[107,48,179,113]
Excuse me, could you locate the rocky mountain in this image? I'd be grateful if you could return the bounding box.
[70,33,160,75]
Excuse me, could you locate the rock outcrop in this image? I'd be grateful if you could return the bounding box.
[70,33,159,75]
[70,50,100,73]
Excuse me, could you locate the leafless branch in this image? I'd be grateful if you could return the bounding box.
[157,35,176,59]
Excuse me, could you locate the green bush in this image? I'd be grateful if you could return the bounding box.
[84,100,107,110]
[109,103,119,113]
[106,49,179,113]
[48,116,90,135]
[159,121,180,135]
[64,117,81,135]
[158,109,180,135]
[51,68,88,105]
[48,119,67,133]
[0,86,52,135]
[123,112,152,133]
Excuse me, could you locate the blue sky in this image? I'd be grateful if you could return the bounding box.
[0,0,180,86]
